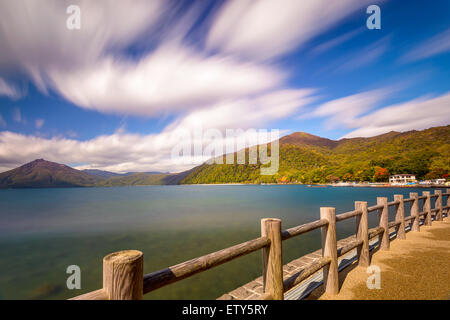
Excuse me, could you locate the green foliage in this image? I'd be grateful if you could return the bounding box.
[182,125,450,184]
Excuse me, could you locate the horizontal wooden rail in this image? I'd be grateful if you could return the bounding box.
[281,219,328,240]
[367,204,384,212]
[368,226,385,239]
[69,289,108,300]
[335,209,362,222]
[403,198,415,203]
[404,215,416,222]
[387,200,400,206]
[144,237,270,294]
[418,195,427,200]
[143,236,270,294]
[337,239,363,257]
[283,257,331,292]
[388,220,402,228]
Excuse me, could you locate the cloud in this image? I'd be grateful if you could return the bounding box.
[298,89,391,129]
[0,0,165,93]
[341,93,450,138]
[0,89,313,173]
[0,0,289,117]
[0,78,23,99]
[400,28,450,63]
[206,0,375,60]
[314,36,390,76]
[0,0,164,69]
[35,119,45,129]
[309,27,364,55]
[46,44,286,116]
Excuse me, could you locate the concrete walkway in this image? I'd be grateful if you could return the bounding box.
[307,217,450,300]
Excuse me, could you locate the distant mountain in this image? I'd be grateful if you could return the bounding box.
[96,173,169,186]
[122,171,168,176]
[2,126,448,188]
[181,125,450,184]
[0,159,102,188]
[0,159,186,188]
[82,169,122,179]
[95,169,193,186]
[83,169,167,179]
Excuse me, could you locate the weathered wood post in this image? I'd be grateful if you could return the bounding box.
[434,190,443,221]
[261,218,283,300]
[377,197,389,250]
[410,192,420,232]
[447,189,450,217]
[394,194,406,239]
[103,250,143,300]
[355,201,369,267]
[423,191,432,226]
[320,207,339,295]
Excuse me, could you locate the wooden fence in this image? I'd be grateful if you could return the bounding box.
[70,188,450,300]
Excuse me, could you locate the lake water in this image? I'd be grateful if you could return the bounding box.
[0,185,439,300]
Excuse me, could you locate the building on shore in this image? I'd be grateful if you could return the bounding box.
[389,174,417,185]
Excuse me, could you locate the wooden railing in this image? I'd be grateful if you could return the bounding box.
[70,188,450,300]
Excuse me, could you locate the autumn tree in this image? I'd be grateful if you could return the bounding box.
[373,166,390,182]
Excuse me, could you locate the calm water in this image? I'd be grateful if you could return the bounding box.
[0,185,438,300]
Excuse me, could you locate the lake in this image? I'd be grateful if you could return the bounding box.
[0,185,438,299]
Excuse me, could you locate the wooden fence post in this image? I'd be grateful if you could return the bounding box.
[410,192,420,232]
[447,189,450,218]
[377,197,389,250]
[394,194,406,239]
[103,250,143,300]
[320,207,339,295]
[261,218,283,300]
[434,190,443,221]
[355,201,369,267]
[423,191,432,226]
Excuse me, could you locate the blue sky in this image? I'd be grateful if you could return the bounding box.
[0,0,449,172]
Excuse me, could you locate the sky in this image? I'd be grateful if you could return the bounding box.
[0,0,449,173]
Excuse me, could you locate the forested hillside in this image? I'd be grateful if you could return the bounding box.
[181,125,450,184]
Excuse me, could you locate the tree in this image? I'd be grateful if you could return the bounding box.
[424,168,447,180]
[342,173,353,182]
[373,167,390,182]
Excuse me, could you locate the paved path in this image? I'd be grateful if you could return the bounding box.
[307,217,450,300]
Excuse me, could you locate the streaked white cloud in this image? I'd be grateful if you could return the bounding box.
[207,0,375,60]
[400,28,450,63]
[165,89,316,132]
[0,0,164,74]
[315,36,390,76]
[0,89,313,172]
[302,89,391,130]
[47,44,286,116]
[0,78,23,99]
[309,28,364,55]
[0,0,289,117]
[342,93,450,138]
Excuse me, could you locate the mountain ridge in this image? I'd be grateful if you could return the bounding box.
[0,125,448,187]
